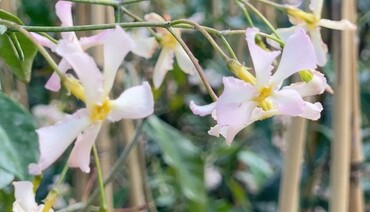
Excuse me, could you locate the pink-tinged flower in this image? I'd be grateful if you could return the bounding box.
[191,28,327,144]
[13,181,53,212]
[144,13,196,88]
[129,29,158,59]
[31,1,110,92]
[272,0,356,66]
[28,26,154,175]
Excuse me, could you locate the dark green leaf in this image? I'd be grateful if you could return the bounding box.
[145,116,207,206]
[0,32,37,82]
[0,127,23,180]
[0,9,37,82]
[0,93,38,180]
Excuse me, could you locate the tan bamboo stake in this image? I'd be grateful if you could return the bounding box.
[90,4,114,209]
[329,0,354,210]
[347,0,364,210]
[278,117,307,212]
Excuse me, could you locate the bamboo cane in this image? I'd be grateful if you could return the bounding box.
[329,0,353,210]
[278,117,307,212]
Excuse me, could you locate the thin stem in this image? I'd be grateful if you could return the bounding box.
[84,121,145,211]
[235,0,254,27]
[120,6,160,41]
[258,32,285,47]
[253,0,287,10]
[42,163,69,212]
[242,1,282,40]
[64,0,148,7]
[171,19,230,61]
[92,144,107,212]
[220,35,238,60]
[168,27,218,101]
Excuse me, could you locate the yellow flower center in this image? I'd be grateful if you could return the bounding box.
[161,32,178,49]
[287,7,319,30]
[254,86,273,111]
[90,98,112,122]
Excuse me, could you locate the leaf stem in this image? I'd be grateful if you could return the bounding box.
[92,144,108,212]
[167,27,218,101]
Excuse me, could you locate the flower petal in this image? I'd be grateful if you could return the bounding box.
[131,34,158,58]
[189,101,216,116]
[56,41,104,108]
[299,102,323,120]
[208,124,248,145]
[28,109,90,175]
[55,1,77,42]
[286,70,327,97]
[68,122,102,173]
[174,44,196,75]
[107,82,154,121]
[271,89,305,116]
[272,28,317,86]
[267,26,299,49]
[246,28,280,87]
[30,33,57,51]
[45,59,71,91]
[103,26,136,95]
[79,30,108,50]
[215,77,258,140]
[153,47,174,88]
[319,19,356,31]
[13,181,38,211]
[308,28,328,66]
[309,0,323,18]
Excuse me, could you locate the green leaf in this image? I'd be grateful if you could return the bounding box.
[145,116,207,207]
[0,10,37,82]
[0,9,24,25]
[0,93,38,180]
[0,168,14,189]
[0,127,23,179]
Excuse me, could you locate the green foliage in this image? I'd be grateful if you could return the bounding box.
[0,10,38,82]
[145,116,207,210]
[0,93,38,186]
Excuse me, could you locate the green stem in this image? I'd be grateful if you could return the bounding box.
[171,19,230,61]
[42,163,69,212]
[258,32,285,47]
[64,0,147,7]
[168,27,218,101]
[92,144,107,212]
[83,121,145,211]
[220,35,238,60]
[235,0,254,27]
[253,0,287,10]
[242,0,282,40]
[120,6,160,41]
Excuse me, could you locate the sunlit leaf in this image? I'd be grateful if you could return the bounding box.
[0,93,38,180]
[145,116,207,206]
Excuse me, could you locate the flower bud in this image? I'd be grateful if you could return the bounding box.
[62,74,85,101]
[299,70,314,83]
[227,59,256,85]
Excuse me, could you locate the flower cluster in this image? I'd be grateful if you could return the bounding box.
[190,27,329,144]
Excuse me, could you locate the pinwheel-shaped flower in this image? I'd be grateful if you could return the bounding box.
[273,0,356,66]
[144,13,196,88]
[191,28,327,144]
[13,181,53,212]
[28,26,154,175]
[31,1,118,91]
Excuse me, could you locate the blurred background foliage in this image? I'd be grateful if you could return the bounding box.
[0,0,370,211]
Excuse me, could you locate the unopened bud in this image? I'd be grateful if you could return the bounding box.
[227,60,256,85]
[62,74,85,101]
[299,70,313,83]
